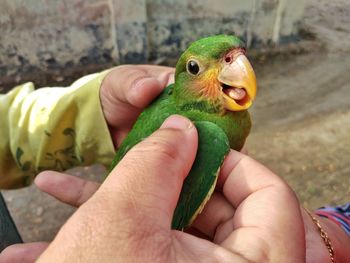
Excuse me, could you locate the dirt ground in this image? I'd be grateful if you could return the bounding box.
[2,0,350,242]
[249,0,350,209]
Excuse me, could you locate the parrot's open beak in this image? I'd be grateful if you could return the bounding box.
[218,54,257,111]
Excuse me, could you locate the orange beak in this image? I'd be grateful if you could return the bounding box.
[218,54,257,111]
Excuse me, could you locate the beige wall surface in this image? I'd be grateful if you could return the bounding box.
[0,0,305,82]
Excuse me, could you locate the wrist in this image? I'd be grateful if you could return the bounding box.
[318,215,350,263]
[303,207,350,263]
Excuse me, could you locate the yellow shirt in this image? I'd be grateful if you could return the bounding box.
[0,70,115,189]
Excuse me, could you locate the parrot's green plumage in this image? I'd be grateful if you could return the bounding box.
[110,35,257,230]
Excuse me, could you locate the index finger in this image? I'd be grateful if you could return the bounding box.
[35,171,100,207]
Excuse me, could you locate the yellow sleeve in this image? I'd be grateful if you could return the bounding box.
[0,70,115,189]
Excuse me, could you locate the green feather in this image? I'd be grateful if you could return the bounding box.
[109,35,252,230]
[171,121,229,230]
[175,34,245,78]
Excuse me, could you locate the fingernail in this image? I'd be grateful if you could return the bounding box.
[167,73,175,84]
[132,77,157,92]
[157,72,175,85]
[128,77,161,106]
[161,115,193,130]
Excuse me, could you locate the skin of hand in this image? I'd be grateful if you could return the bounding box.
[1,66,349,262]
[96,65,350,262]
[2,115,306,263]
[0,120,349,262]
[99,65,175,147]
[0,65,174,262]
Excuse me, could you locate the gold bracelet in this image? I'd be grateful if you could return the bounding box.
[305,209,335,263]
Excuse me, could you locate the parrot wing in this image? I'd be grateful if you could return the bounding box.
[172,121,230,230]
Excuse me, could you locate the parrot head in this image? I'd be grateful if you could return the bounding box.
[174,35,257,114]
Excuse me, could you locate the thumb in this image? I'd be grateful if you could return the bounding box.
[103,115,198,229]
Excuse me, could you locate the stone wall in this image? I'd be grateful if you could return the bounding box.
[0,0,305,89]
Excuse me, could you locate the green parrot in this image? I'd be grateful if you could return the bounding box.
[110,35,257,230]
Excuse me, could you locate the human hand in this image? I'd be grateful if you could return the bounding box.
[3,115,347,262]
[99,65,174,147]
[1,115,303,262]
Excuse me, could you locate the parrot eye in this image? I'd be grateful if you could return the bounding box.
[186,60,200,75]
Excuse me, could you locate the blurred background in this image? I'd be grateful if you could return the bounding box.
[0,0,349,242]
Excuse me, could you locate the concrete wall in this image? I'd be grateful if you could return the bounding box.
[0,0,305,88]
